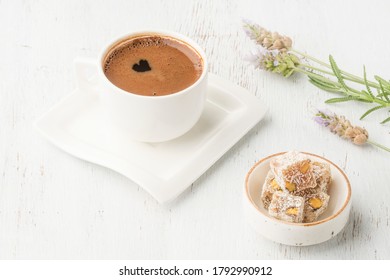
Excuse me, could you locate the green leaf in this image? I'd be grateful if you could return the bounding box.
[377,93,390,99]
[307,72,339,85]
[325,96,364,103]
[360,90,373,99]
[356,99,374,103]
[309,75,340,88]
[360,105,386,120]
[309,79,341,93]
[329,55,349,91]
[363,66,375,98]
[375,75,390,88]
[381,116,390,124]
[378,80,390,102]
[309,75,339,87]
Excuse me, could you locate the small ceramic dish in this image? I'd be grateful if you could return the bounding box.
[244,152,352,246]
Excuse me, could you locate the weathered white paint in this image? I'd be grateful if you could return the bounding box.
[0,0,389,259]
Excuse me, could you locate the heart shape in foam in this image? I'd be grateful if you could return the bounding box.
[132,59,151,72]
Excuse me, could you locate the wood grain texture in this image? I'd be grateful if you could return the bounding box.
[0,0,390,259]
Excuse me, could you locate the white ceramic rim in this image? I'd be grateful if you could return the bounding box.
[97,30,208,99]
[244,152,352,227]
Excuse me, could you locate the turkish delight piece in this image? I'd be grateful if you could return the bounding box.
[261,170,282,209]
[312,161,331,193]
[303,192,330,223]
[268,192,305,223]
[270,151,317,193]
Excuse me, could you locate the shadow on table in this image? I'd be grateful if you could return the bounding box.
[168,114,272,209]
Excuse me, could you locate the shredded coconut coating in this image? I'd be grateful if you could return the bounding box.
[303,192,330,223]
[268,192,304,223]
[270,151,316,192]
[312,161,331,193]
[261,170,280,209]
[293,186,322,197]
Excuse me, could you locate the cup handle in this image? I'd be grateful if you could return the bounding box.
[74,57,99,92]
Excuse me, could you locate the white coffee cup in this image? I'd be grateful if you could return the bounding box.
[74,30,208,142]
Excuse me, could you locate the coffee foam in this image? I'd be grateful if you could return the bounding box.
[104,36,202,71]
[104,36,167,72]
[102,35,203,96]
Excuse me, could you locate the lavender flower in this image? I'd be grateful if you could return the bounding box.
[315,110,368,145]
[242,19,263,40]
[244,46,300,77]
[314,116,330,127]
[314,110,390,152]
[243,20,293,52]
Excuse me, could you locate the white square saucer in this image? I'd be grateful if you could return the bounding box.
[36,74,267,203]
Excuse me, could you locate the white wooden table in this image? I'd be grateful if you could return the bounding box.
[1,0,390,259]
